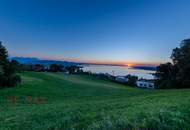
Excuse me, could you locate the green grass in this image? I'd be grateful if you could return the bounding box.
[0,72,190,130]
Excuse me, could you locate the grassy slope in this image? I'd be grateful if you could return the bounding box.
[0,72,190,130]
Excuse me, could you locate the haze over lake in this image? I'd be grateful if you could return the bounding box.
[83,65,155,79]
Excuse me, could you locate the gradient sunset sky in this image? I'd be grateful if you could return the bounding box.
[0,0,190,66]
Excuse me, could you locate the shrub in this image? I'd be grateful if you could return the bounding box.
[8,75,21,87]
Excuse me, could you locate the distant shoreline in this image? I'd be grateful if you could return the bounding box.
[82,63,156,71]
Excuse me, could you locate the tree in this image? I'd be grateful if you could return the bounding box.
[49,64,63,72]
[20,64,34,71]
[0,42,21,88]
[34,64,45,72]
[125,74,138,86]
[0,64,3,74]
[171,39,190,88]
[155,63,179,89]
[0,41,9,71]
[155,38,190,88]
[66,65,80,74]
[10,60,22,72]
[0,42,8,87]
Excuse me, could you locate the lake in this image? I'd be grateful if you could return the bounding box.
[82,65,155,79]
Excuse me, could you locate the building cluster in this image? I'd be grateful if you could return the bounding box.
[136,79,155,89]
[96,73,155,89]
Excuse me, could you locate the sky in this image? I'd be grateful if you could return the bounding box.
[0,0,190,66]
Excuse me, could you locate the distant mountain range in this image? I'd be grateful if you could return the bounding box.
[10,57,80,66]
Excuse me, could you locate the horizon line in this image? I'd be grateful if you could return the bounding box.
[10,55,161,67]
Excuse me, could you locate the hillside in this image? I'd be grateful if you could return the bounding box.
[0,72,190,130]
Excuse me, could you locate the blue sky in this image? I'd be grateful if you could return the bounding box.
[0,0,190,65]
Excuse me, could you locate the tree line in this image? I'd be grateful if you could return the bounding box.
[19,63,83,74]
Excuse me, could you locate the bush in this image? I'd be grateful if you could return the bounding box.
[8,75,21,87]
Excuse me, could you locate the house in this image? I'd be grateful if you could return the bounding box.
[136,79,155,89]
[115,76,129,83]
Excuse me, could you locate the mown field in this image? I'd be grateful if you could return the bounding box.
[0,72,190,130]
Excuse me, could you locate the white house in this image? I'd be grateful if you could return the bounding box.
[136,79,155,89]
[115,76,129,83]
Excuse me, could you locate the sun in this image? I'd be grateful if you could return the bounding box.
[127,63,133,67]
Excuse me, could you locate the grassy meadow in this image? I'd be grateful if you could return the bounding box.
[0,72,190,130]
